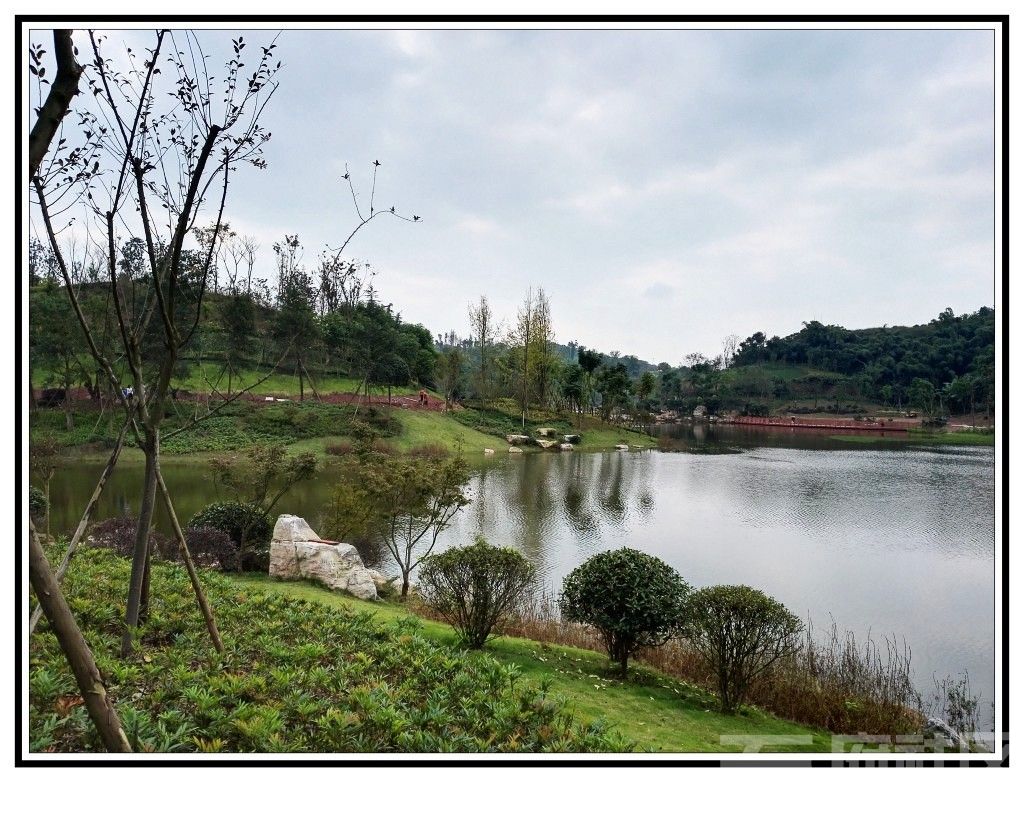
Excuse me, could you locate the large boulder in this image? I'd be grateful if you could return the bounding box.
[269,514,378,600]
[506,434,533,445]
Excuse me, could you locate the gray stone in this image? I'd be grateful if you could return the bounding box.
[562,434,581,444]
[483,448,495,455]
[560,443,574,451]
[269,514,378,600]
[508,446,524,453]
[535,427,558,437]
[506,434,533,445]
[615,444,630,451]
[537,438,559,450]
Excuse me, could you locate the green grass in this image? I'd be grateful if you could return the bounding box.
[167,363,426,398]
[831,429,995,446]
[232,575,834,753]
[454,403,656,452]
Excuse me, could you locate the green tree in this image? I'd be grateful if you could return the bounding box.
[682,585,802,714]
[325,453,471,598]
[595,363,632,421]
[436,347,464,411]
[559,547,691,677]
[418,536,536,648]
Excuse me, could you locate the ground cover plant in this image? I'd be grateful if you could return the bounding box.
[29,547,632,753]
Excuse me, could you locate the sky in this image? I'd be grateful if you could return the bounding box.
[37,26,996,365]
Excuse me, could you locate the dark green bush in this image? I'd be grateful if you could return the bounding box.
[29,485,48,523]
[682,584,803,714]
[186,502,272,572]
[418,537,536,649]
[28,548,631,753]
[559,547,691,677]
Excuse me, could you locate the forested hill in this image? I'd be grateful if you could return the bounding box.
[730,307,994,397]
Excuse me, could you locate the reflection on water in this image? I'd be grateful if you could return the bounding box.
[50,432,995,729]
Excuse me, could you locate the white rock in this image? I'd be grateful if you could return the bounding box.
[615,444,630,451]
[483,448,495,455]
[269,514,378,600]
[508,446,523,454]
[560,443,574,451]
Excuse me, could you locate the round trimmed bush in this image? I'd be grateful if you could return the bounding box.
[559,547,691,676]
[29,485,48,523]
[682,584,803,714]
[418,537,536,649]
[186,502,272,572]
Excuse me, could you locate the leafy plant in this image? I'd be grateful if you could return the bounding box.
[29,484,48,523]
[681,584,802,714]
[184,526,238,570]
[90,517,175,560]
[418,537,536,648]
[28,548,630,753]
[186,502,272,572]
[559,547,691,677]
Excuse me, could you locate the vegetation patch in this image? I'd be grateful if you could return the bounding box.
[29,548,631,753]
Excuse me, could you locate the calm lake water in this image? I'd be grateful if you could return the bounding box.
[50,424,996,728]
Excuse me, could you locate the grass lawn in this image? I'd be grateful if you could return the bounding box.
[232,575,834,753]
[831,429,995,447]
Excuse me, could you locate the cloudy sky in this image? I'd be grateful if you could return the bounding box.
[48,26,997,364]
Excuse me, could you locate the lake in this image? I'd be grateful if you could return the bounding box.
[49,425,996,729]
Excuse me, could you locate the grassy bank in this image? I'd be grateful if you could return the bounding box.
[37,398,656,464]
[30,548,833,753]
[831,428,995,446]
[233,576,833,752]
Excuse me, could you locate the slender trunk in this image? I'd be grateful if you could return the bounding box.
[156,465,224,652]
[121,436,160,657]
[401,569,410,599]
[298,355,304,402]
[29,522,132,752]
[29,420,129,634]
[138,543,152,624]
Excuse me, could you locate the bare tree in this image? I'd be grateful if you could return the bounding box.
[468,294,494,402]
[31,29,282,656]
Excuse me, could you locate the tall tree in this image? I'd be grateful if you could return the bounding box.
[468,295,494,401]
[32,29,282,656]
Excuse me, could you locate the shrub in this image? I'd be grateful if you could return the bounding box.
[559,547,691,677]
[418,537,536,649]
[682,584,803,714]
[186,502,272,572]
[184,526,238,570]
[89,517,175,560]
[29,485,48,523]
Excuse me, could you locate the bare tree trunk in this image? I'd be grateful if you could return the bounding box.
[121,436,159,657]
[29,521,132,752]
[29,419,129,634]
[155,465,225,652]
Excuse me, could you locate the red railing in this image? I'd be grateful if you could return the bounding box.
[729,415,913,432]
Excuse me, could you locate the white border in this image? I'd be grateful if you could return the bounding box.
[15,14,1007,767]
